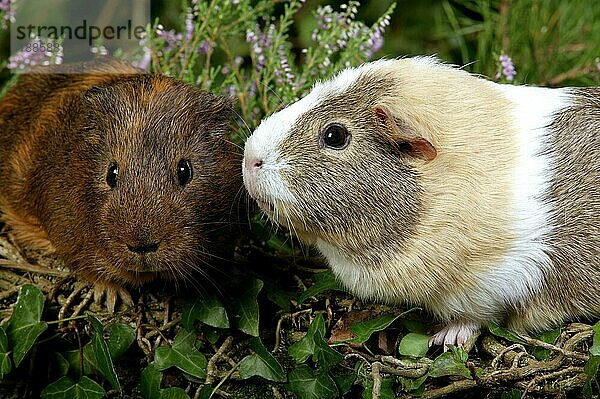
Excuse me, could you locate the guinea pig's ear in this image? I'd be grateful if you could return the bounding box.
[374,105,437,162]
[198,93,235,135]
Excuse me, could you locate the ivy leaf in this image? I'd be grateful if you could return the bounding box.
[362,376,395,399]
[298,271,344,304]
[288,365,338,399]
[160,388,190,399]
[238,337,286,382]
[334,373,356,397]
[583,324,600,398]
[139,364,162,399]
[531,328,561,360]
[500,389,523,399]
[288,314,326,363]
[88,315,120,391]
[288,314,342,370]
[0,327,11,378]
[349,314,401,344]
[108,323,136,359]
[428,350,471,378]
[590,321,600,356]
[154,330,207,379]
[313,330,343,370]
[398,333,430,358]
[40,376,105,399]
[487,322,526,345]
[231,279,263,336]
[6,284,48,367]
[182,296,229,331]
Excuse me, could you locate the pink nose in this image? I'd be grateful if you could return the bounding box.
[245,156,263,171]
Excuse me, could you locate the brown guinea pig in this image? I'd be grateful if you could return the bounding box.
[0,62,242,310]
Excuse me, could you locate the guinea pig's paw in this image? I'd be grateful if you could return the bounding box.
[429,321,480,350]
[92,282,134,313]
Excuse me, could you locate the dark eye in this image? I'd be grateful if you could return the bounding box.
[321,123,351,149]
[177,159,193,186]
[106,162,118,188]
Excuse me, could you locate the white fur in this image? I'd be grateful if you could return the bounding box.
[317,79,573,325]
[244,61,395,204]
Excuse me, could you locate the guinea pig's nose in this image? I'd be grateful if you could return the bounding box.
[245,156,263,170]
[127,242,160,254]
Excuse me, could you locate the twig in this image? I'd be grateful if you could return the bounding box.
[206,336,234,385]
[0,259,68,277]
[521,336,588,362]
[371,362,382,399]
[420,379,478,398]
[58,284,87,328]
[273,309,312,352]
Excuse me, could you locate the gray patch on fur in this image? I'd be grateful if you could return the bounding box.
[276,73,424,266]
[534,87,600,325]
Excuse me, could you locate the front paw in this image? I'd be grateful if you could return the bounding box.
[92,282,134,313]
[429,321,480,350]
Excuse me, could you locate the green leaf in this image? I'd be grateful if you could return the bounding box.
[298,271,344,304]
[398,374,427,393]
[62,345,97,377]
[0,327,11,378]
[6,284,48,366]
[139,364,162,399]
[288,365,338,399]
[288,315,342,369]
[40,376,105,399]
[266,234,294,255]
[288,314,325,363]
[398,333,430,357]
[51,352,70,379]
[182,296,229,331]
[428,351,471,378]
[362,377,395,399]
[88,315,120,391]
[239,337,286,382]
[583,355,600,397]
[590,321,600,356]
[500,389,523,399]
[334,373,356,396]
[160,387,190,399]
[531,328,561,360]
[264,280,294,312]
[108,323,136,359]
[313,330,344,370]
[350,314,401,344]
[153,330,207,379]
[486,322,526,345]
[231,279,263,336]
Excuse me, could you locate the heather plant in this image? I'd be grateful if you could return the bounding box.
[130,0,394,139]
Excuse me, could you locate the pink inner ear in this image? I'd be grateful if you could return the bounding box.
[373,105,437,163]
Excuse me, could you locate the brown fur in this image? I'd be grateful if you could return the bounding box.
[0,62,242,301]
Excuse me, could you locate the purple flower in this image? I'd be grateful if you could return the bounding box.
[8,37,63,71]
[0,0,16,28]
[185,9,194,41]
[155,24,183,53]
[499,54,516,81]
[198,40,211,54]
[246,24,275,71]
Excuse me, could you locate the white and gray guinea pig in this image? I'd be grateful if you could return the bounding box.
[242,56,600,347]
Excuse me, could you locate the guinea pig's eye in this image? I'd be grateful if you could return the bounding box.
[106,162,119,188]
[177,159,193,187]
[321,123,351,150]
